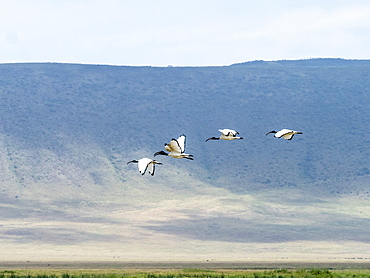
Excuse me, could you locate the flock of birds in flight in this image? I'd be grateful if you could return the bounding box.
[127,128,303,176]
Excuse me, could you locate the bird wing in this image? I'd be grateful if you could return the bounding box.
[283,133,294,140]
[275,129,292,138]
[219,129,238,136]
[176,134,186,153]
[167,137,184,153]
[147,162,155,176]
[164,144,172,152]
[138,158,151,175]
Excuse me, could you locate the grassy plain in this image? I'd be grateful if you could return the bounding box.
[1,268,370,278]
[1,262,370,278]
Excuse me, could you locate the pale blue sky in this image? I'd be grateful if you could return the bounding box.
[1,0,370,66]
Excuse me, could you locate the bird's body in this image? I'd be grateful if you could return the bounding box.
[154,134,194,160]
[266,129,303,140]
[206,129,243,142]
[127,158,162,176]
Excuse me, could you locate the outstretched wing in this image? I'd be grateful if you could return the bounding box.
[282,133,294,140]
[166,137,183,154]
[176,134,186,153]
[275,129,292,138]
[147,162,155,176]
[219,129,238,137]
[164,144,172,152]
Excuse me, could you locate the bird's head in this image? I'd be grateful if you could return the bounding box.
[266,130,277,136]
[205,137,219,142]
[154,151,167,157]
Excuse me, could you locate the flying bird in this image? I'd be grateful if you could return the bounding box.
[154,134,194,160]
[127,158,162,176]
[266,129,303,140]
[206,129,243,142]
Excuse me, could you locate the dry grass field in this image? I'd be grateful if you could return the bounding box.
[1,260,370,270]
[1,262,370,278]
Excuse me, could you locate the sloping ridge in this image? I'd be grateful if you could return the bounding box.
[0,59,370,261]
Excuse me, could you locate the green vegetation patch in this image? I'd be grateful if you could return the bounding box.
[1,269,370,278]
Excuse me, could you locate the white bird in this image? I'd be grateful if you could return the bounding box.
[127,158,162,176]
[206,129,243,142]
[266,129,303,140]
[154,134,194,160]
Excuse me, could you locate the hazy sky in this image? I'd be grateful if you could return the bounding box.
[1,0,370,66]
